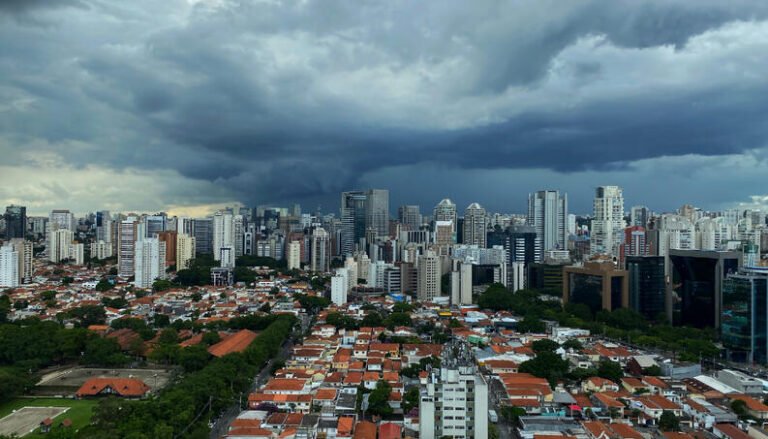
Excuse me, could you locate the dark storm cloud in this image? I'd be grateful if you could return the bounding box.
[3,0,768,211]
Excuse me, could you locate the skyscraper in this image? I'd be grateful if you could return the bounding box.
[626,256,665,320]
[118,219,138,277]
[340,191,374,256]
[462,203,487,248]
[213,212,235,262]
[192,217,213,255]
[366,189,390,239]
[176,233,196,270]
[0,244,19,287]
[398,205,422,231]
[49,209,75,232]
[417,250,441,302]
[4,205,26,240]
[47,226,74,264]
[287,241,301,270]
[590,186,625,256]
[630,205,650,228]
[527,190,568,251]
[134,238,167,288]
[433,198,457,237]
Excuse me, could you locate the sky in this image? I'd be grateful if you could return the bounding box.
[2,0,768,217]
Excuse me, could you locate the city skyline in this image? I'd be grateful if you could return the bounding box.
[3,1,768,215]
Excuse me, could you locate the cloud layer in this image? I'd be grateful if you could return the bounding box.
[2,0,768,214]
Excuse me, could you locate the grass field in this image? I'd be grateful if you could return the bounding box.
[0,398,97,438]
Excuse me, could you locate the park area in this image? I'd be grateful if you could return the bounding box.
[0,398,96,438]
[35,366,173,397]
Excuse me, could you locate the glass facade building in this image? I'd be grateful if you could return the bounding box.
[627,256,666,320]
[722,271,768,364]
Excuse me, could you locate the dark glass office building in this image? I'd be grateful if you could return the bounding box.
[722,270,768,364]
[4,205,26,239]
[626,256,666,320]
[563,261,628,316]
[669,249,740,329]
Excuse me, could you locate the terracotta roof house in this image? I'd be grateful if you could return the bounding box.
[76,378,150,398]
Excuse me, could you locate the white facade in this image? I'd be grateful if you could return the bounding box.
[90,240,113,260]
[434,199,457,237]
[463,203,487,248]
[68,242,84,265]
[0,244,19,287]
[49,210,75,232]
[591,186,625,256]
[658,214,696,256]
[213,212,235,262]
[134,238,166,288]
[420,364,489,439]
[510,261,525,292]
[331,269,349,306]
[287,241,301,270]
[528,190,568,251]
[417,250,441,302]
[47,226,74,263]
[118,219,138,277]
[8,239,32,283]
[450,261,473,305]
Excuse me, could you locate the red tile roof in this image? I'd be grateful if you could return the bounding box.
[76,378,150,398]
[207,329,258,357]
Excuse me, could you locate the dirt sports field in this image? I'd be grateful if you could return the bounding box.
[0,406,68,437]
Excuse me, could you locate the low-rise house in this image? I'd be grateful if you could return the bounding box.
[76,378,150,399]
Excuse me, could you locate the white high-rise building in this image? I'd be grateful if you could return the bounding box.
[417,250,441,302]
[68,243,84,265]
[176,233,196,270]
[90,240,113,260]
[47,226,74,263]
[134,238,166,288]
[463,203,487,248]
[287,241,301,270]
[330,268,349,306]
[528,190,568,251]
[450,261,473,305]
[433,199,457,237]
[0,244,19,287]
[213,212,235,262]
[419,349,489,439]
[8,239,32,284]
[310,228,330,272]
[630,205,651,228]
[49,209,75,232]
[233,215,245,257]
[657,214,696,256]
[590,186,625,256]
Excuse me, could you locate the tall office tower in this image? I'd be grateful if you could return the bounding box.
[669,249,740,328]
[398,205,422,231]
[9,239,32,283]
[567,213,577,236]
[450,261,473,305]
[4,205,27,239]
[630,205,650,228]
[331,268,349,306]
[366,189,390,239]
[310,228,330,272]
[434,221,454,254]
[192,218,213,255]
[679,204,697,222]
[419,346,489,439]
[233,215,245,256]
[96,210,112,244]
[417,250,441,302]
[722,268,768,363]
[117,219,138,277]
[212,212,235,262]
[49,209,75,232]
[145,214,167,237]
[0,244,19,287]
[626,256,665,320]
[176,233,196,270]
[433,198,457,237]
[90,240,113,260]
[590,186,625,256]
[340,191,368,256]
[462,203,487,248]
[47,226,74,263]
[527,190,568,251]
[287,241,301,270]
[134,238,166,288]
[157,231,177,268]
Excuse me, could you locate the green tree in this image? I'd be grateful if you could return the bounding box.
[518,351,569,386]
[367,380,393,416]
[659,410,680,431]
[531,339,559,354]
[731,399,749,419]
[95,279,113,292]
[403,386,419,413]
[66,305,107,327]
[82,337,127,366]
[562,338,584,351]
[517,316,545,333]
[152,279,175,292]
[361,312,384,328]
[202,331,221,346]
[597,360,624,383]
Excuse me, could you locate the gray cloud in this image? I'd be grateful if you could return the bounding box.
[2,0,768,213]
